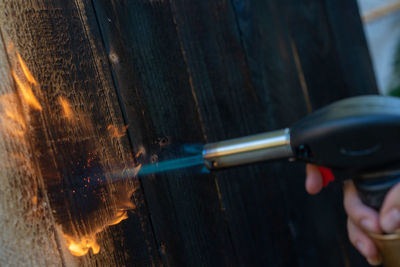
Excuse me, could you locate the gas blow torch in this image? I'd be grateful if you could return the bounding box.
[201,95,400,267]
[134,95,400,266]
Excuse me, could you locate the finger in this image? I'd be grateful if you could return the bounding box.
[305,164,323,195]
[347,219,382,266]
[380,182,400,233]
[344,181,381,233]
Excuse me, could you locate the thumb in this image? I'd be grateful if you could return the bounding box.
[380,183,400,233]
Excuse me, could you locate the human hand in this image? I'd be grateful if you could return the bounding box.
[306,164,400,266]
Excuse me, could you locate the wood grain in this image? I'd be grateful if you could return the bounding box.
[282,0,378,109]
[92,1,237,266]
[0,1,159,266]
[92,0,377,266]
[169,1,305,266]
[0,0,378,266]
[281,1,378,265]
[92,0,378,266]
[0,22,66,267]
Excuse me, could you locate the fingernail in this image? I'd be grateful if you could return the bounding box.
[382,208,400,233]
[367,256,382,266]
[361,219,377,232]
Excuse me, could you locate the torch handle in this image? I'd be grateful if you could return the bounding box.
[354,170,400,211]
[353,171,400,267]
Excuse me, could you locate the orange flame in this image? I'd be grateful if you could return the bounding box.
[12,71,42,111]
[17,53,38,85]
[62,210,129,256]
[107,124,128,138]
[64,234,101,256]
[58,96,74,120]
[2,46,138,257]
[5,109,26,130]
[0,93,27,137]
[108,211,128,226]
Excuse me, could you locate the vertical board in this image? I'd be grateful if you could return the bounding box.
[0,22,65,267]
[282,0,378,109]
[0,0,160,266]
[93,0,377,267]
[169,1,305,266]
[94,0,376,266]
[92,1,238,266]
[281,0,378,266]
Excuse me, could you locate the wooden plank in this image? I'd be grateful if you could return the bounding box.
[93,0,379,266]
[91,1,237,266]
[166,0,377,266]
[0,23,66,267]
[277,0,378,266]
[282,0,378,109]
[169,1,306,266]
[323,0,378,100]
[0,1,159,266]
[233,1,351,266]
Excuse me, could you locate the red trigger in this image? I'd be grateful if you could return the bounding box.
[317,166,335,187]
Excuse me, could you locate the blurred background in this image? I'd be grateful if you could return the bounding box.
[357,0,400,95]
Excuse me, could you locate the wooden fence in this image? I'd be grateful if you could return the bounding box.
[0,0,377,266]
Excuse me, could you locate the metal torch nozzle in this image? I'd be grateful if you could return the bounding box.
[202,128,293,170]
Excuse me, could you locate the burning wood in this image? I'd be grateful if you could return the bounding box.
[62,209,130,256]
[11,52,42,111]
[58,96,74,120]
[16,53,38,86]
[0,93,26,137]
[107,124,129,138]
[1,47,139,257]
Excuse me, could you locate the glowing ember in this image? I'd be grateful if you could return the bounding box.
[31,196,38,205]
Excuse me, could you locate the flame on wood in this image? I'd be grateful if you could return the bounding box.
[107,124,128,138]
[0,52,41,141]
[0,93,26,137]
[58,96,74,120]
[17,53,38,85]
[12,71,42,111]
[1,46,140,257]
[62,210,130,256]
[64,234,101,257]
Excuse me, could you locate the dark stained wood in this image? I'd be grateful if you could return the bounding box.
[169,1,304,266]
[323,0,378,101]
[93,0,378,266]
[233,1,344,267]
[92,1,237,266]
[281,1,378,266]
[282,0,378,109]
